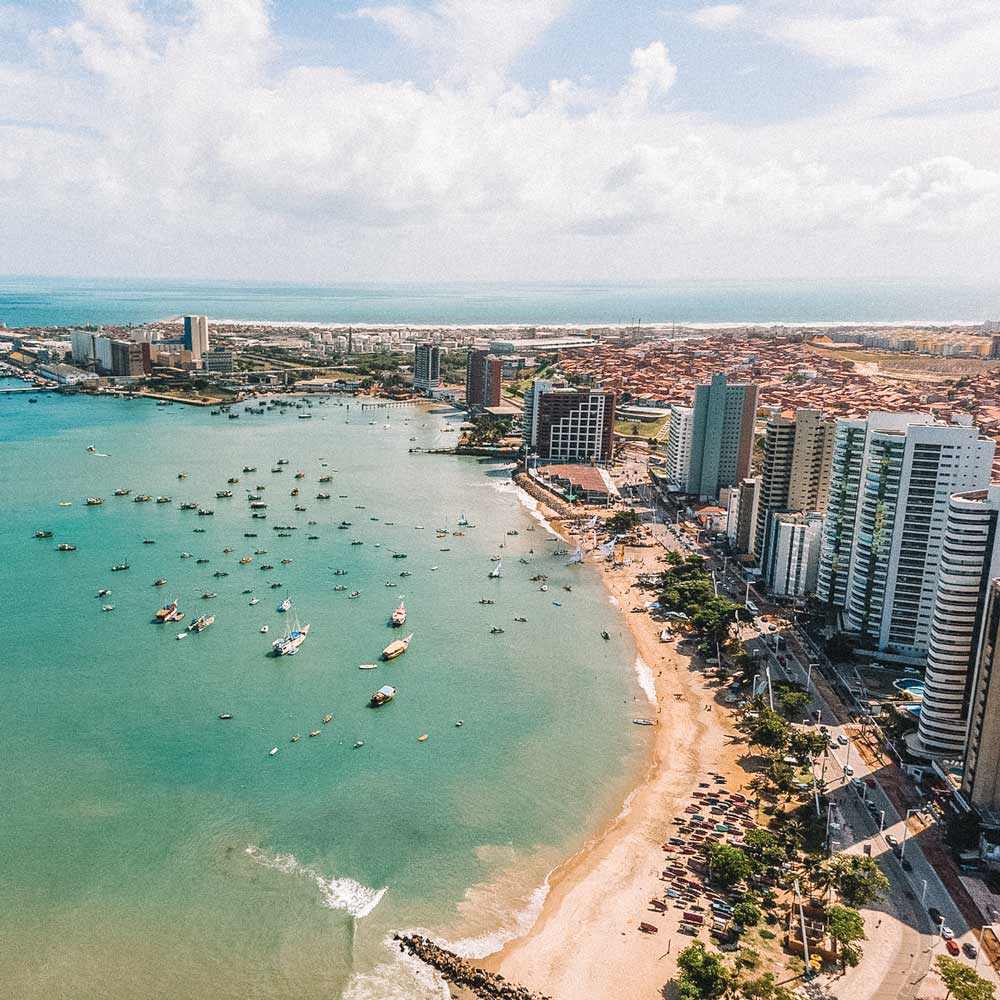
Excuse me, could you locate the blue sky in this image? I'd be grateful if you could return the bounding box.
[1,1,999,282]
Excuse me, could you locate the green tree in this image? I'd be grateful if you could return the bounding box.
[706,843,753,885]
[675,940,734,1000]
[744,830,786,868]
[827,905,866,968]
[934,955,996,1000]
[787,728,830,759]
[739,972,796,1000]
[606,509,641,535]
[746,710,789,753]
[777,689,811,719]
[732,899,762,927]
[691,595,740,646]
[821,854,890,907]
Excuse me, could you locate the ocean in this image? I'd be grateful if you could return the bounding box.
[0,390,649,999]
[2,276,999,328]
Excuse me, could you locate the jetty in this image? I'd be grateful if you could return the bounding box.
[394,935,553,1000]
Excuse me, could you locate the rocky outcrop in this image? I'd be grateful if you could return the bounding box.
[512,472,575,520]
[394,934,555,1000]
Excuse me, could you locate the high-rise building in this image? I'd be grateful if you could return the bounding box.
[202,349,234,373]
[465,349,502,408]
[70,331,97,366]
[665,405,694,492]
[731,477,760,555]
[94,336,114,375]
[182,315,209,361]
[110,339,149,377]
[754,408,834,558]
[529,386,615,463]
[761,511,824,599]
[917,488,1000,758]
[523,379,556,451]
[413,343,441,392]
[817,412,995,660]
[688,373,759,500]
[961,580,1000,816]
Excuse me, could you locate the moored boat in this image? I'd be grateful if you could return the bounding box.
[370,685,396,706]
[381,633,412,661]
[272,620,310,656]
[391,600,406,627]
[187,615,215,632]
[35,530,53,538]
[86,497,104,506]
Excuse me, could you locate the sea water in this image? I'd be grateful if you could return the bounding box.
[0,392,647,999]
[2,275,999,327]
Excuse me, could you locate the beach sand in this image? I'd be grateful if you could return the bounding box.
[481,514,746,1000]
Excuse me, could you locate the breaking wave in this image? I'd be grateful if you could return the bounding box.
[244,846,387,918]
[633,655,658,706]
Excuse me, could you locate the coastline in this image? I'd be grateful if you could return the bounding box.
[476,489,741,1000]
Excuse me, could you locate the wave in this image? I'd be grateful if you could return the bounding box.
[244,846,387,919]
[506,482,561,537]
[342,940,450,1000]
[633,655,658,706]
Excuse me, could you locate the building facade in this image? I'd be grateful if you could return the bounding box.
[917,488,1000,758]
[110,339,150,377]
[817,412,995,660]
[687,373,759,500]
[523,379,556,450]
[202,349,234,373]
[761,511,824,599]
[532,387,615,463]
[754,408,834,558]
[465,349,502,408]
[665,405,694,492]
[413,343,442,392]
[183,315,209,361]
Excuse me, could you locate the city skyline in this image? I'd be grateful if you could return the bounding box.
[3,1,1000,284]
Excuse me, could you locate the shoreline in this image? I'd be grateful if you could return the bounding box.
[474,490,740,999]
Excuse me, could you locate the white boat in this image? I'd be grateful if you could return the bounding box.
[278,597,291,612]
[272,620,310,656]
[391,600,406,627]
[359,663,378,670]
[249,597,259,606]
[260,625,269,633]
[566,544,584,565]
[269,747,279,756]
[489,561,502,579]
[457,513,469,526]
[382,633,412,661]
[176,632,187,640]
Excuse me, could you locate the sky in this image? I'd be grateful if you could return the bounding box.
[2,0,1000,283]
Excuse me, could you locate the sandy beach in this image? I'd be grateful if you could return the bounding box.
[480,505,745,1000]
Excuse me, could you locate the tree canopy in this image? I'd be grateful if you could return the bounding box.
[605,509,640,536]
[827,905,866,967]
[935,955,996,1000]
[706,843,753,885]
[822,853,890,907]
[675,941,734,1000]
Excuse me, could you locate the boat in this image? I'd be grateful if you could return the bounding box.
[551,600,562,607]
[228,477,239,484]
[250,501,267,509]
[309,730,320,737]
[86,497,104,506]
[156,496,171,504]
[277,459,289,465]
[216,490,233,498]
[188,615,215,632]
[392,551,407,559]
[391,600,407,627]
[563,585,573,592]
[176,632,187,640]
[180,502,198,510]
[252,513,267,519]
[381,633,412,661]
[506,529,518,536]
[35,530,53,538]
[349,591,361,599]
[478,598,495,605]
[242,466,256,473]
[458,513,469,526]
[334,585,347,592]
[281,558,293,565]
[202,592,217,600]
[133,495,152,503]
[272,620,310,656]
[269,747,279,757]
[488,561,502,579]
[294,505,306,512]
[294,471,305,479]
[197,558,210,564]
[218,713,233,720]
[333,569,348,576]
[277,597,291,612]
[58,501,72,506]
[316,493,331,500]
[455,720,463,727]
[370,685,396,706]
[86,445,96,453]
[601,630,611,640]
[632,719,656,727]
[111,562,129,571]
[323,714,332,724]
[250,597,260,605]
[97,589,111,597]
[260,625,268,633]
[291,735,300,742]
[514,616,527,622]
[213,571,229,578]
[180,552,192,558]
[308,535,319,540]
[566,544,584,565]
[240,557,253,564]
[290,488,300,497]
[354,740,364,748]
[490,627,505,634]
[418,734,428,742]
[244,533,257,538]
[177,473,188,480]
[319,475,332,483]
[198,509,214,516]
[102,604,114,612]
[359,663,377,670]
[113,488,130,497]
[143,539,155,545]
[399,571,412,578]
[351,540,363,546]
[540,584,548,592]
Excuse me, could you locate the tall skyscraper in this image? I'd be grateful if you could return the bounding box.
[754,408,834,558]
[109,339,149,377]
[917,488,1000,758]
[527,384,615,463]
[761,511,824,599]
[413,343,441,392]
[665,405,694,492]
[182,315,209,361]
[961,580,1000,815]
[817,412,995,660]
[688,373,759,500]
[465,349,502,408]
[523,379,556,451]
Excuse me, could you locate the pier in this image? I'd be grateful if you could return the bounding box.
[358,400,421,410]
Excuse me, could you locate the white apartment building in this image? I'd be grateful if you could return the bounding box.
[761,511,824,599]
[665,405,694,492]
[817,412,995,661]
[917,487,1000,758]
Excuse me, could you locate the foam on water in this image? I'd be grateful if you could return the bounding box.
[342,941,451,1000]
[633,655,657,706]
[245,846,387,918]
[507,482,561,538]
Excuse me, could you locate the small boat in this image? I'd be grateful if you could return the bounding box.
[540,584,548,592]
[490,627,505,635]
[57,543,77,551]
[35,530,53,538]
[400,571,412,577]
[294,505,306,512]
[188,615,215,632]
[334,585,347,592]
[223,547,233,553]
[351,539,363,546]
[385,581,397,588]
[294,471,305,479]
[354,741,364,748]
[458,513,469,526]
[319,475,332,483]
[176,632,187,640]
[601,630,611,640]
[316,493,331,500]
[240,557,253,564]
[197,558,210,564]
[430,566,439,571]
[309,730,320,737]
[514,616,527,622]
[391,600,407,627]
[291,735,300,743]
[153,578,167,587]
[242,466,256,472]
[278,597,291,612]
[86,497,104,506]
[479,598,495,605]
[632,719,656,727]
[269,747,279,757]
[156,496,171,504]
[391,552,407,559]
[213,571,229,578]
[113,488,130,496]
[202,592,217,600]
[370,685,396,706]
[102,604,114,612]
[323,714,332,724]
[177,473,188,480]
[244,533,257,538]
[181,552,192,558]
[552,601,562,607]
[488,561,502,579]
[270,581,282,589]
[218,713,233,720]
[249,597,260,606]
[97,589,112,597]
[381,633,412,661]
[143,539,156,545]
[455,720,463,727]
[290,488,300,497]
[180,502,198,510]
[418,734,428,742]
[349,591,361,599]
[111,562,129,571]
[359,663,377,670]
[216,490,233,498]
[134,495,152,503]
[260,625,269,633]
[564,585,573,592]
[198,509,214,516]
[333,569,348,575]
[58,501,73,506]
[308,535,319,540]
[228,477,240,484]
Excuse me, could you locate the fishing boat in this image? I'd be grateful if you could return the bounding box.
[102,604,114,612]
[488,561,502,579]
[202,592,217,600]
[277,597,291,612]
[153,578,167,587]
[111,562,129,571]
[359,663,377,670]
[381,633,412,661]
[260,625,268,633]
[216,490,233,498]
[86,497,104,506]
[567,545,584,565]
[113,488,130,496]
[370,685,396,706]
[35,530,53,538]
[57,543,77,551]
[272,620,310,656]
[240,557,253,564]
[188,615,215,632]
[391,600,407,627]
[180,502,198,510]
[97,589,112,597]
[156,496,171,504]
[134,495,152,503]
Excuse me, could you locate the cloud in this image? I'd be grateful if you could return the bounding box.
[2,0,1000,282]
[688,4,744,31]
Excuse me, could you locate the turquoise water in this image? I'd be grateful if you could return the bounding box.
[3,276,999,327]
[0,393,647,999]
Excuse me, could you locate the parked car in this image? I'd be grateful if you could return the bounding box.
[844,765,855,776]
[885,834,899,848]
[928,906,943,924]
[901,858,913,872]
[942,926,955,940]
[964,942,979,959]
[837,734,849,746]
[946,939,960,956]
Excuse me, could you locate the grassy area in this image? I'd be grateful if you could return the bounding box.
[615,415,669,439]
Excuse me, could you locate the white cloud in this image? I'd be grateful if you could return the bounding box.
[2,0,1000,282]
[688,4,744,31]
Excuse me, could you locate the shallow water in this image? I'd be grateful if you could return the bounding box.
[0,392,646,998]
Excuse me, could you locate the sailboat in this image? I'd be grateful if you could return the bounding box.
[457,512,469,527]
[566,544,584,565]
[272,617,310,656]
[488,561,502,579]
